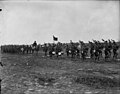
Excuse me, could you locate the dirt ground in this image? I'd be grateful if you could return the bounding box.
[1,53,120,94]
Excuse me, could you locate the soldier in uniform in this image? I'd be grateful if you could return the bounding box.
[49,44,54,57]
[66,45,70,57]
[43,43,48,56]
[70,43,76,58]
[112,40,119,59]
[33,41,37,47]
[32,41,37,53]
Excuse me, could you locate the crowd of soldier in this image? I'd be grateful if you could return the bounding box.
[1,41,39,54]
[1,39,120,61]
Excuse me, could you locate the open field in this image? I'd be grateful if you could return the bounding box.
[1,53,120,94]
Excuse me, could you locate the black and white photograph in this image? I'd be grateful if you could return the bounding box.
[0,0,120,94]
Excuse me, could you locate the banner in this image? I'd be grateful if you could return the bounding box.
[53,35,58,41]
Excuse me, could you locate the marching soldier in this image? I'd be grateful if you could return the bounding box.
[43,43,48,56]
[66,45,70,57]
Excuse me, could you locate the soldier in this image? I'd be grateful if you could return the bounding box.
[81,48,87,60]
[32,41,37,53]
[29,45,32,54]
[26,45,29,54]
[76,47,80,58]
[107,39,112,58]
[112,41,119,59]
[70,43,76,58]
[21,45,25,54]
[104,41,110,60]
[43,43,48,56]
[89,41,94,59]
[33,41,37,47]
[66,45,70,57]
[49,44,54,57]
[94,46,100,61]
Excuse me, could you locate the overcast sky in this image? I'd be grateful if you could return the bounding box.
[0,0,119,45]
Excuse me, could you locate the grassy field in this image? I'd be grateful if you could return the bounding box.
[1,52,120,94]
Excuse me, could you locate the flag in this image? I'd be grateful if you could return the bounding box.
[102,39,105,41]
[53,35,58,41]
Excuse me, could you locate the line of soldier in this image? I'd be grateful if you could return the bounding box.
[1,41,39,54]
[42,41,89,59]
[1,39,120,60]
[42,39,119,60]
[88,39,119,60]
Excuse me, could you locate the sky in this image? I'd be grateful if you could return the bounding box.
[0,0,119,45]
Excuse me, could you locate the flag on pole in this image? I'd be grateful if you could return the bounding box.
[53,35,58,41]
[102,39,105,41]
